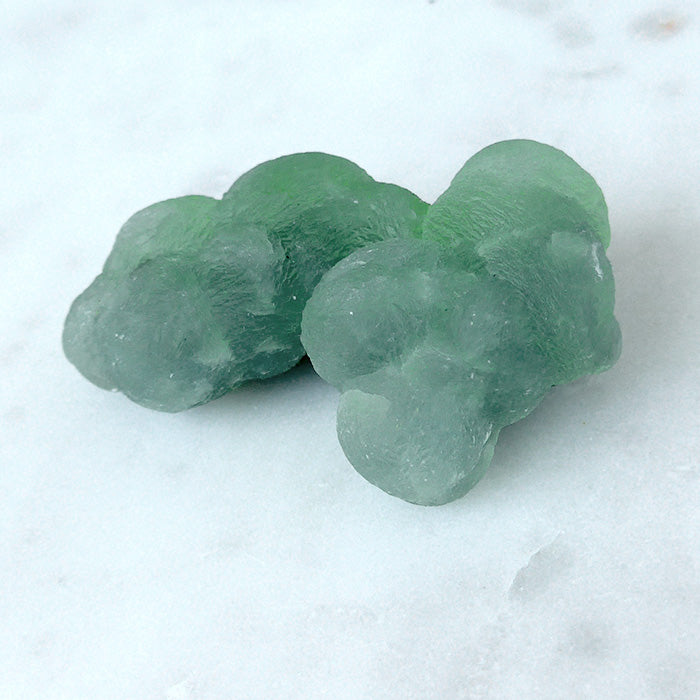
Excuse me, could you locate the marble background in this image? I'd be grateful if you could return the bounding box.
[2,1,699,698]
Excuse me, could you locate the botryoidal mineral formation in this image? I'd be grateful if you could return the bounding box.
[301,140,620,505]
[64,140,620,505]
[63,153,427,411]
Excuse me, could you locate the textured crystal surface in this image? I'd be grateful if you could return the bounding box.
[63,153,427,411]
[301,140,621,505]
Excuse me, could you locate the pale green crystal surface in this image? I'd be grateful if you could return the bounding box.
[301,140,621,505]
[63,153,427,411]
[64,140,620,506]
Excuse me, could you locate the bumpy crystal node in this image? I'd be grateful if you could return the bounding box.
[64,141,620,505]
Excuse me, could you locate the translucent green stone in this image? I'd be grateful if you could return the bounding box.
[64,140,620,506]
[63,153,427,411]
[301,140,621,505]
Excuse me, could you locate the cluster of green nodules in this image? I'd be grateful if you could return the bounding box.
[64,140,621,505]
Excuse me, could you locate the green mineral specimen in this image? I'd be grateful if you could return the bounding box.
[64,140,620,506]
[301,140,621,505]
[63,153,427,411]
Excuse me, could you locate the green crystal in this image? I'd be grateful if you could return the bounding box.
[63,153,427,411]
[64,141,620,506]
[301,140,621,506]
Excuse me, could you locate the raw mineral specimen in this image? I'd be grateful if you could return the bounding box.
[64,140,620,506]
[63,153,427,411]
[301,140,621,506]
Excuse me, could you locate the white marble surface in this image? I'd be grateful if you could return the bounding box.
[2,1,699,698]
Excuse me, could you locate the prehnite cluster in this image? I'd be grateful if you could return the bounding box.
[63,153,426,411]
[64,140,621,505]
